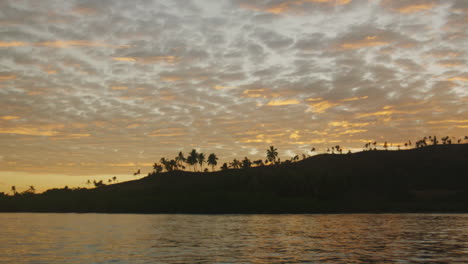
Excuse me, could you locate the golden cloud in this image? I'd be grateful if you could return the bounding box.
[36,40,128,48]
[307,100,339,113]
[0,41,27,47]
[160,76,182,82]
[126,124,141,129]
[112,56,178,64]
[0,116,20,120]
[447,76,468,82]
[1,40,127,49]
[267,99,301,106]
[214,85,236,90]
[329,121,371,128]
[356,107,409,118]
[339,129,368,135]
[0,124,64,136]
[0,74,16,81]
[244,0,352,14]
[112,57,137,62]
[111,86,128,90]
[150,128,186,137]
[306,97,323,102]
[340,36,388,50]
[340,96,368,102]
[427,120,468,124]
[397,3,435,13]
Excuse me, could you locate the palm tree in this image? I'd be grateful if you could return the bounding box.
[230,159,241,169]
[198,153,205,171]
[153,162,163,173]
[266,146,278,164]
[207,153,218,171]
[175,151,186,170]
[28,185,35,193]
[220,163,229,170]
[187,149,198,171]
[11,186,16,196]
[242,157,252,168]
[112,176,117,183]
[253,159,264,167]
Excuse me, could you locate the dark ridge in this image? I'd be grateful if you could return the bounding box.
[1,144,468,213]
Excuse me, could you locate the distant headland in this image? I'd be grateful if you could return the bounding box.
[1,138,468,214]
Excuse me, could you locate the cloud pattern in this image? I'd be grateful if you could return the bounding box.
[0,0,467,179]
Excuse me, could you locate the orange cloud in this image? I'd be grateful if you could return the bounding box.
[111,86,128,90]
[340,36,388,50]
[447,76,468,82]
[356,107,409,118]
[0,116,20,120]
[340,96,368,102]
[267,99,300,106]
[150,128,186,137]
[160,76,182,82]
[112,57,136,62]
[245,0,352,14]
[329,121,371,128]
[397,3,435,13]
[0,74,16,81]
[427,120,468,124]
[306,97,323,102]
[36,40,127,48]
[126,124,141,129]
[214,85,236,90]
[0,125,64,136]
[307,100,339,113]
[0,41,27,47]
[112,56,177,64]
[339,129,368,135]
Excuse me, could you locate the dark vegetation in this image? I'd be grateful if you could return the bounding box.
[1,138,468,214]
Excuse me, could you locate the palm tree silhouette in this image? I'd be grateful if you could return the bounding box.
[220,163,229,170]
[230,159,241,169]
[175,151,186,170]
[266,146,278,164]
[198,153,205,171]
[187,149,198,171]
[242,157,252,168]
[10,186,16,196]
[207,153,218,171]
[153,163,163,173]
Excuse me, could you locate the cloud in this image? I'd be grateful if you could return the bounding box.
[0,116,20,120]
[447,76,468,82]
[307,101,340,113]
[381,0,437,14]
[0,41,27,47]
[112,56,178,64]
[239,0,352,14]
[339,36,389,50]
[0,74,16,81]
[267,99,301,106]
[0,0,466,182]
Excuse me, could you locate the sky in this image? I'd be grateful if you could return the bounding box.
[0,0,467,193]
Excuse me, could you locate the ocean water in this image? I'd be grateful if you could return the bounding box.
[1,213,467,263]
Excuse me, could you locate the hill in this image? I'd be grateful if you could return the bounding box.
[1,144,468,213]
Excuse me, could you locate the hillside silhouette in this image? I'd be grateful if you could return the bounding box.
[1,144,468,213]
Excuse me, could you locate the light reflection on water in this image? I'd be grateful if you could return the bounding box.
[1,213,467,263]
